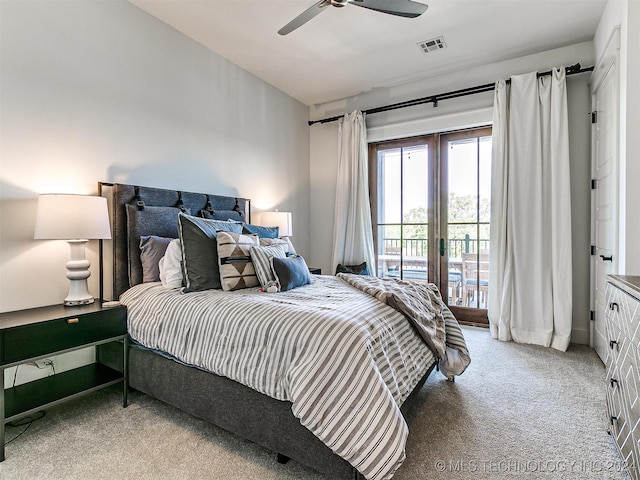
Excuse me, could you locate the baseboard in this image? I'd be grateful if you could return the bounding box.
[571,327,590,346]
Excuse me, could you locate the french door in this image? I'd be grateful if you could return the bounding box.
[369,126,492,325]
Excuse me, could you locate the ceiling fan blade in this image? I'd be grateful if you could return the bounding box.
[350,0,428,18]
[278,0,332,35]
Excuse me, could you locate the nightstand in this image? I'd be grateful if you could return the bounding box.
[309,267,322,275]
[0,302,127,461]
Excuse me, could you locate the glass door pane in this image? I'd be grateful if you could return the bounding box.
[373,139,431,282]
[402,145,429,281]
[441,128,492,324]
[377,147,402,278]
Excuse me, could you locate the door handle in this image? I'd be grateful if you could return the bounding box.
[600,255,613,262]
[439,238,446,257]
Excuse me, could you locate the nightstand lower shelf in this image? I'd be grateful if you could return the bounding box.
[4,363,124,422]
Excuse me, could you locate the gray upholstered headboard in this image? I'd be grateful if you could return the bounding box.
[99,182,250,300]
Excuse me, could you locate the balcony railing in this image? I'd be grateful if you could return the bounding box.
[380,235,489,258]
[379,236,490,308]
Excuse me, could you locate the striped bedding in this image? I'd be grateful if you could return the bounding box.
[120,274,464,480]
[336,273,470,380]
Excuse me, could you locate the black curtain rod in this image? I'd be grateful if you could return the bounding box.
[308,63,594,126]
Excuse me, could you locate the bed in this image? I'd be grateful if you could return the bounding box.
[97,182,470,480]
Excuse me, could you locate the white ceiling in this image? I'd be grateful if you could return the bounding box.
[129,0,607,106]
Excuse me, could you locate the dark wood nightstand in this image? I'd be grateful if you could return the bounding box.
[0,302,127,461]
[309,267,322,275]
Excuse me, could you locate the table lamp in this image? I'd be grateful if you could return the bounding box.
[34,194,111,306]
[259,210,292,237]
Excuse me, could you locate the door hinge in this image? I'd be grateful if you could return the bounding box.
[591,179,597,189]
[590,310,595,321]
[590,111,598,123]
[591,245,596,255]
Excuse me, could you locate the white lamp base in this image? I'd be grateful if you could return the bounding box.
[64,240,94,306]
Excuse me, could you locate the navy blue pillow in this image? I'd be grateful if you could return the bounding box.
[272,255,311,292]
[199,209,244,222]
[242,224,279,238]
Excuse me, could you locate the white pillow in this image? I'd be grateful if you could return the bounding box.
[259,236,297,256]
[159,239,183,289]
[281,236,297,255]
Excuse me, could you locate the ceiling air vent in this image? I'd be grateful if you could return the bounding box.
[417,36,447,54]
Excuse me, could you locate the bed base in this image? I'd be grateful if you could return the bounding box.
[99,342,435,479]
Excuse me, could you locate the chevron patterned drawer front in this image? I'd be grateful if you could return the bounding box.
[605,275,640,480]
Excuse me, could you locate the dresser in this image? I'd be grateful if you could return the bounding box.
[604,275,640,480]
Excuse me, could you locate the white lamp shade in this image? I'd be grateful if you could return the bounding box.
[34,194,111,240]
[260,211,292,237]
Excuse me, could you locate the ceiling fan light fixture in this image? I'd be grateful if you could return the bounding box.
[278,0,428,35]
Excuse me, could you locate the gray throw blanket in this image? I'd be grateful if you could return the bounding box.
[337,273,471,379]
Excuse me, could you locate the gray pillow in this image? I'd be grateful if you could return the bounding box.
[272,255,312,292]
[139,235,173,283]
[178,213,242,292]
[126,205,184,287]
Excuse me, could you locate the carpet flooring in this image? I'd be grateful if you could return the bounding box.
[0,327,630,479]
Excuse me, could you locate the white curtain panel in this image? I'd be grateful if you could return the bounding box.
[488,69,572,351]
[331,111,376,275]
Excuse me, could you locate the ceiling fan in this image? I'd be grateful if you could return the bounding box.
[278,0,429,35]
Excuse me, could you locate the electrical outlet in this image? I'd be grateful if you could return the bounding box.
[28,359,53,369]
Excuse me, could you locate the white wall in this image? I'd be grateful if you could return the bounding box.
[0,0,310,312]
[0,0,309,385]
[627,2,640,275]
[309,42,595,344]
[593,0,640,275]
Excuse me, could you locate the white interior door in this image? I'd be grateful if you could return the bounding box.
[591,30,620,363]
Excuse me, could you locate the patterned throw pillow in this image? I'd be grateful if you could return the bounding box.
[216,231,260,291]
[250,244,287,288]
